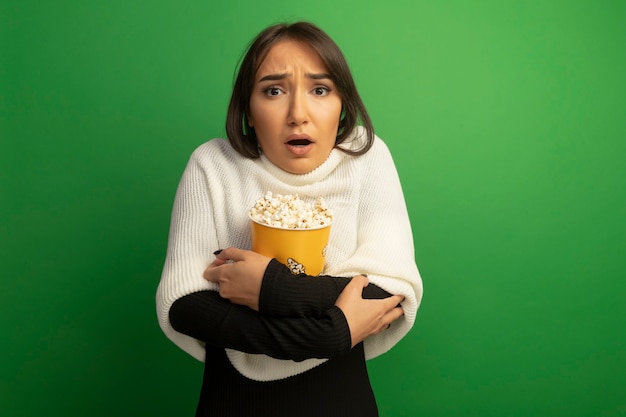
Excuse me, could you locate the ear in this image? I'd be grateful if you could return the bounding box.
[247,114,254,127]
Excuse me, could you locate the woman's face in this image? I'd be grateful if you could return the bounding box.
[248,40,342,174]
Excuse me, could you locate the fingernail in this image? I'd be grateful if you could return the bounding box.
[213,249,223,255]
[361,274,368,278]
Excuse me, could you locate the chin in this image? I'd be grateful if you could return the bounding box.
[284,167,311,175]
[282,162,316,175]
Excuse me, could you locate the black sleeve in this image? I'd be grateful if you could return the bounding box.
[169,290,351,362]
[258,259,392,317]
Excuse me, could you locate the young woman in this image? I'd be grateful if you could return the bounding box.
[156,21,423,416]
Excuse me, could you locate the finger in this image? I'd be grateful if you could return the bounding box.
[203,267,216,281]
[382,294,405,309]
[208,258,228,268]
[387,306,404,322]
[215,247,246,262]
[381,307,404,331]
[350,274,369,289]
[203,263,227,282]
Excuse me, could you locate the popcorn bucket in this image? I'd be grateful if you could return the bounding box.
[250,216,331,276]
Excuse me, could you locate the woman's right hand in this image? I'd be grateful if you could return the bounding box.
[334,275,405,348]
[203,247,272,311]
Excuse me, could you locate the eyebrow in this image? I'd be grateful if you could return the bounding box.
[258,72,332,82]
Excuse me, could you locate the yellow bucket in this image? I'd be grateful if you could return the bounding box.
[250,217,331,276]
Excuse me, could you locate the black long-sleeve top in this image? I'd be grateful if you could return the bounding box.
[169,259,391,417]
[170,259,391,361]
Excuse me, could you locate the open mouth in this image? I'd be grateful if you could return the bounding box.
[287,139,313,147]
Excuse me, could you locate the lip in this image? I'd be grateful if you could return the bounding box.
[285,133,314,143]
[285,133,314,156]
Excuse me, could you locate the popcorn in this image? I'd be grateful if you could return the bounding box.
[249,191,333,229]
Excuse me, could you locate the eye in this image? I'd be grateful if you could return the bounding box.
[263,87,284,96]
[312,86,330,96]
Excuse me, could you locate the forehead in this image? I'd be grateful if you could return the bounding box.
[256,40,328,78]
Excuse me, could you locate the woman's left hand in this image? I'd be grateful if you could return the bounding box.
[203,247,271,311]
[335,275,405,347]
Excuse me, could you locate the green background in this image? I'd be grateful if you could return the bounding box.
[2,1,625,416]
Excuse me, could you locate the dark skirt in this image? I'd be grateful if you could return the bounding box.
[195,343,378,417]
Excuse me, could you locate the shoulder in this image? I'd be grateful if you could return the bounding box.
[339,126,393,158]
[190,138,236,161]
[344,127,396,169]
[371,134,393,158]
[354,134,401,190]
[185,138,253,172]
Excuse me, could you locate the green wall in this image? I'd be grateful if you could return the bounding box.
[2,1,625,416]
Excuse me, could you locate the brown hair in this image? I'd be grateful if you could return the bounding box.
[225,21,375,158]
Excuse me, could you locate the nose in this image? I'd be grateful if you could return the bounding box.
[287,90,309,126]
